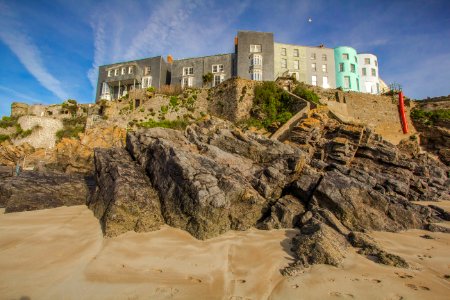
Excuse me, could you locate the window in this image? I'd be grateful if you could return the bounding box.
[339,63,344,72]
[121,67,126,75]
[114,69,119,76]
[107,70,112,77]
[350,64,356,73]
[311,63,316,71]
[342,53,349,60]
[142,76,152,88]
[101,82,109,94]
[144,66,151,75]
[293,60,299,70]
[128,66,134,74]
[250,44,262,53]
[371,68,376,76]
[213,74,225,86]
[251,69,262,81]
[311,53,316,59]
[212,64,224,73]
[322,64,327,72]
[311,75,317,86]
[251,54,262,66]
[376,83,380,94]
[362,68,367,76]
[344,76,351,88]
[323,76,329,88]
[375,60,378,67]
[322,54,327,61]
[281,48,287,56]
[365,58,370,65]
[354,56,358,63]
[183,67,194,76]
[182,77,194,88]
[293,49,299,57]
[281,59,287,68]
[356,78,360,91]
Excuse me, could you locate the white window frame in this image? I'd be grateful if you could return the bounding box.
[114,69,119,76]
[128,66,134,74]
[344,76,351,89]
[312,75,317,86]
[322,54,327,61]
[213,74,225,87]
[311,53,316,60]
[182,76,194,88]
[365,58,370,65]
[183,67,194,76]
[281,58,287,68]
[342,53,349,60]
[101,82,109,95]
[251,54,262,66]
[144,66,151,75]
[293,49,299,57]
[293,60,299,70]
[121,67,126,75]
[107,70,112,77]
[250,44,262,53]
[142,76,153,89]
[311,63,316,71]
[281,48,287,56]
[251,69,262,81]
[212,64,224,73]
[323,76,329,88]
[322,64,327,72]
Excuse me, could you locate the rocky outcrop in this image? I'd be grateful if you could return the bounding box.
[0,171,93,212]
[89,148,164,237]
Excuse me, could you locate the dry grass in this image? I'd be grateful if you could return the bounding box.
[157,85,183,96]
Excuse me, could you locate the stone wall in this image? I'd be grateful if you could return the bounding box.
[16,116,63,148]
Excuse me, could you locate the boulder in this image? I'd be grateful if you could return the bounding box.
[89,148,164,237]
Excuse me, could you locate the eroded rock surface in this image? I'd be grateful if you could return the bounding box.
[0,171,92,212]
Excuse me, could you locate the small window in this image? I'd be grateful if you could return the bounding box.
[250,44,262,53]
[107,70,112,77]
[311,63,316,71]
[322,54,327,61]
[281,59,287,68]
[365,58,370,65]
[281,48,287,56]
[183,67,194,76]
[293,49,299,57]
[375,60,378,67]
[251,69,262,81]
[344,76,351,89]
[322,64,327,72]
[293,60,299,70]
[356,78,360,91]
[101,82,109,94]
[144,66,151,75]
[311,53,316,60]
[342,53,349,60]
[311,75,317,86]
[128,66,134,74]
[362,68,367,76]
[351,64,356,73]
[251,54,262,66]
[323,76,329,88]
[213,74,225,86]
[142,76,152,88]
[371,68,376,76]
[114,69,119,76]
[121,67,126,75]
[354,56,357,63]
[339,63,344,72]
[182,77,194,88]
[212,64,224,73]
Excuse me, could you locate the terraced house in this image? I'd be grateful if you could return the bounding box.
[96,31,382,102]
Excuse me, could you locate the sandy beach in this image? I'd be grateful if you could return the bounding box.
[0,205,449,300]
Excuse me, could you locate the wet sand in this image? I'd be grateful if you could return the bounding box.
[0,204,449,300]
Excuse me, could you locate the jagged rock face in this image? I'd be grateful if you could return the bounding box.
[89,148,164,237]
[0,171,92,212]
[124,118,306,239]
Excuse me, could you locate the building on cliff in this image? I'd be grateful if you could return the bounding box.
[96,31,382,102]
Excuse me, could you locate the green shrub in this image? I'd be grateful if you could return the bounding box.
[411,108,450,125]
[0,116,18,128]
[169,96,179,109]
[0,134,10,142]
[56,125,84,141]
[137,119,189,130]
[147,87,155,93]
[293,84,320,104]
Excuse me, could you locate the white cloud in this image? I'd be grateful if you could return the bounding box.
[0,85,41,103]
[0,3,68,100]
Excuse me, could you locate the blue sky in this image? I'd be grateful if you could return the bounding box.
[1,0,449,117]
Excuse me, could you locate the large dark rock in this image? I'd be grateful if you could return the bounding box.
[0,171,92,213]
[89,148,164,237]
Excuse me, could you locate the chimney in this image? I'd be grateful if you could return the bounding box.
[167,55,173,64]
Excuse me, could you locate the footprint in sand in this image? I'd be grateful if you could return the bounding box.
[329,292,354,298]
[188,276,202,283]
[395,272,413,279]
[152,268,163,273]
[419,286,430,291]
[291,284,299,289]
[371,279,382,283]
[406,283,418,290]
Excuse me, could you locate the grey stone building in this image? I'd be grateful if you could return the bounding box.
[235,31,274,81]
[304,46,336,89]
[96,56,169,102]
[171,53,234,88]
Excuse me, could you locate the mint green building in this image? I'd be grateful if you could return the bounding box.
[334,46,360,92]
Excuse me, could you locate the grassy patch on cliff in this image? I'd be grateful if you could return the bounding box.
[411,108,450,126]
[292,83,320,104]
[136,119,189,130]
[244,81,296,131]
[0,116,18,128]
[55,116,87,141]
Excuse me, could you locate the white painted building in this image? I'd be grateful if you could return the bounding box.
[357,53,380,94]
